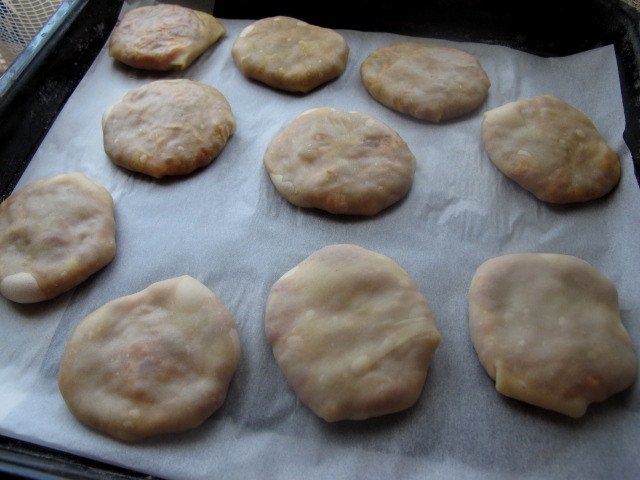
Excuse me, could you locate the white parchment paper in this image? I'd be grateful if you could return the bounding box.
[1,4,639,479]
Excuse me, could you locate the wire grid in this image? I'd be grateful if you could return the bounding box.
[623,0,640,10]
[0,0,64,73]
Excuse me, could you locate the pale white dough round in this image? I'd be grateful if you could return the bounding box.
[58,276,241,442]
[108,4,225,70]
[265,244,442,422]
[469,253,637,418]
[231,16,349,93]
[0,173,116,303]
[103,79,236,178]
[481,95,621,203]
[360,42,490,122]
[263,107,416,215]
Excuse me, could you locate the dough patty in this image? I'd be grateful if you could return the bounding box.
[103,79,235,178]
[481,95,620,203]
[360,42,490,122]
[263,107,416,215]
[232,16,349,93]
[58,276,241,441]
[0,173,116,303]
[109,4,225,71]
[468,253,637,417]
[265,244,442,421]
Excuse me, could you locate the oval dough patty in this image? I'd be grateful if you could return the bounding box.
[265,244,442,422]
[58,276,241,442]
[360,42,490,122]
[232,16,349,93]
[0,173,116,303]
[103,79,236,178]
[469,253,637,418]
[481,95,620,203]
[263,107,416,215]
[108,4,225,70]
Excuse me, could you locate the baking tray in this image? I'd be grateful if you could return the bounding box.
[0,0,122,201]
[0,0,638,478]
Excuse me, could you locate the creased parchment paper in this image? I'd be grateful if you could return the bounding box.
[1,2,639,478]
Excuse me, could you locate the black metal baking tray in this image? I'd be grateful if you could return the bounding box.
[0,0,638,478]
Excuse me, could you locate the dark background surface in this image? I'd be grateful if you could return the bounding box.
[0,0,638,478]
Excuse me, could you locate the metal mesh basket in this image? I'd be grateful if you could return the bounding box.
[0,0,64,73]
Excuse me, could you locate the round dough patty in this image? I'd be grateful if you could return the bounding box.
[231,16,349,93]
[0,173,116,303]
[265,244,442,422]
[263,107,416,215]
[58,276,241,442]
[108,4,225,71]
[469,253,637,418]
[481,95,621,203]
[360,42,490,122]
[103,79,236,178]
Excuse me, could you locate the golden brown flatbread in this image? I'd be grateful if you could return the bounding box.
[102,79,235,178]
[263,107,416,215]
[0,173,116,303]
[109,4,225,71]
[232,16,349,93]
[361,42,490,121]
[482,95,620,203]
[59,276,241,441]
